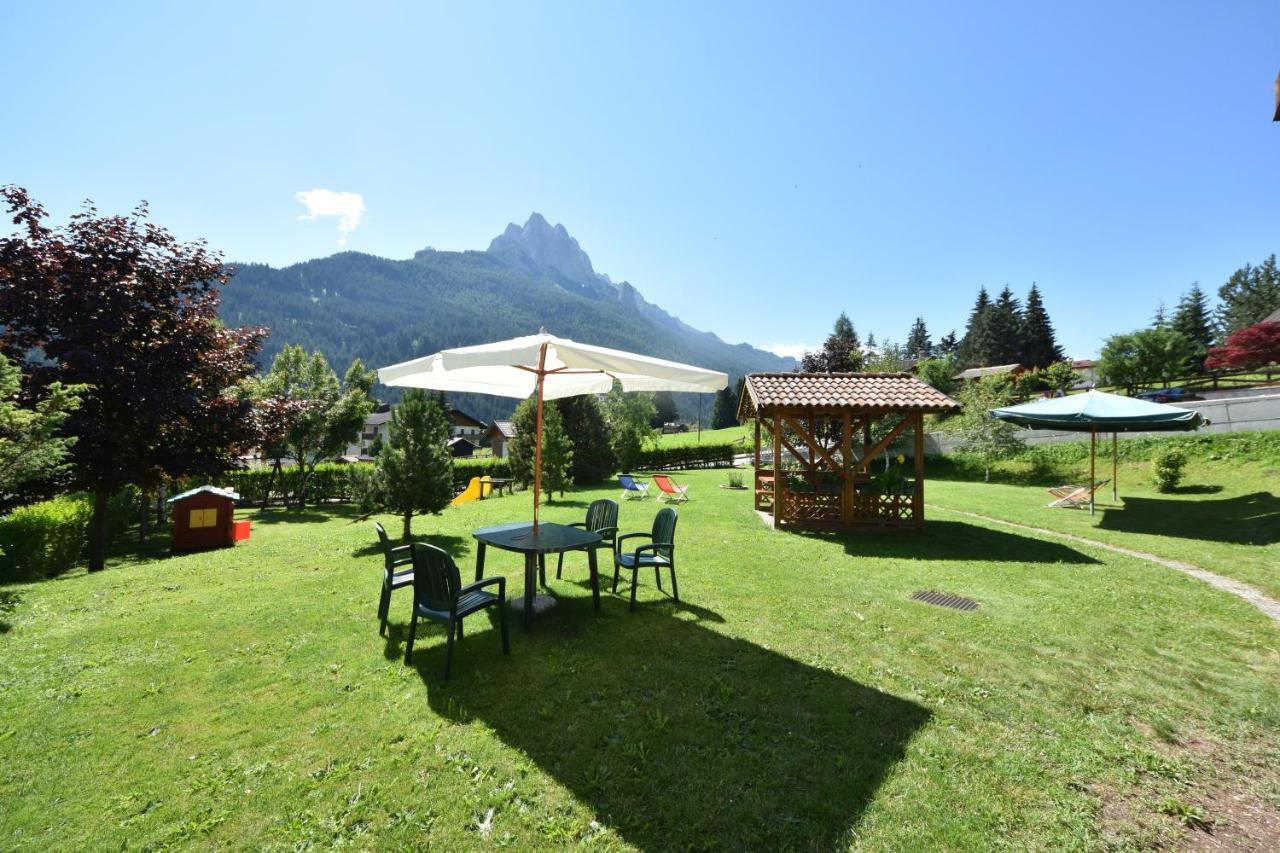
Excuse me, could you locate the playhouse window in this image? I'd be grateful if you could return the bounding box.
[189,508,218,528]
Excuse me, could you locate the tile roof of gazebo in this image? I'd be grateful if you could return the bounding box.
[739,372,961,418]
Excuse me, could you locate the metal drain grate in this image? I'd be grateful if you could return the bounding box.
[910,590,980,612]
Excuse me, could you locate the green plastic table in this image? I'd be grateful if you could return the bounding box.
[473,522,602,630]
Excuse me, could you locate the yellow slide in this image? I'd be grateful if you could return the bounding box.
[450,476,493,506]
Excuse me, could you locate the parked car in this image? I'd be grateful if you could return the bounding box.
[1137,387,1190,403]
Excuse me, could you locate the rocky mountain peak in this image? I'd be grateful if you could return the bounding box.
[486,213,600,290]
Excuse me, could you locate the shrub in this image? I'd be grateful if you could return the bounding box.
[346,465,385,513]
[726,470,744,489]
[634,443,736,471]
[0,488,138,582]
[1151,446,1187,493]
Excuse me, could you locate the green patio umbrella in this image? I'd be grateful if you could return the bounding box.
[989,389,1206,513]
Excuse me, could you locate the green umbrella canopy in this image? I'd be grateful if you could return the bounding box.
[989,389,1205,433]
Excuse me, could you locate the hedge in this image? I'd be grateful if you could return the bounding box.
[0,488,139,582]
[633,442,737,471]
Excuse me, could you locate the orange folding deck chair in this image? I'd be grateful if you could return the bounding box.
[652,474,689,503]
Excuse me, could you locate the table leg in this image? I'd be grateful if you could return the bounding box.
[588,546,600,612]
[474,542,486,582]
[523,552,536,632]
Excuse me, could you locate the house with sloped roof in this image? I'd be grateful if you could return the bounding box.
[447,408,487,440]
[487,420,517,458]
[952,363,1027,382]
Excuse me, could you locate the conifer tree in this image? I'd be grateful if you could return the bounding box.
[1018,284,1064,369]
[556,394,614,484]
[710,379,741,430]
[510,396,574,500]
[1152,302,1169,329]
[905,318,932,360]
[801,312,863,372]
[957,287,994,367]
[986,286,1024,365]
[377,389,453,539]
[1218,255,1280,336]
[937,330,959,354]
[1171,283,1216,371]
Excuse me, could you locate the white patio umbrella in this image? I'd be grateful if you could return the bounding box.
[378,331,728,531]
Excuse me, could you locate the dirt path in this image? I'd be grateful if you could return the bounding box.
[930,505,1280,627]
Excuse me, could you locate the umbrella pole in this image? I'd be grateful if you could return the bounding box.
[1112,432,1118,503]
[1089,425,1096,515]
[533,342,547,534]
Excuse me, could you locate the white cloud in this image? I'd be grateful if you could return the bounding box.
[296,189,365,246]
[766,343,816,360]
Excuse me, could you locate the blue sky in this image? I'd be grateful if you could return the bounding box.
[3,1,1277,359]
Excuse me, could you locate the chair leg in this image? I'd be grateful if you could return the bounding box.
[497,602,510,655]
[629,567,640,611]
[612,561,621,594]
[455,618,463,640]
[670,564,679,602]
[404,612,418,665]
[444,617,456,680]
[378,585,391,636]
[655,565,662,591]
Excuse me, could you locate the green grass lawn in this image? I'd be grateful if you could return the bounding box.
[2,465,1278,849]
[653,423,750,448]
[928,449,1280,601]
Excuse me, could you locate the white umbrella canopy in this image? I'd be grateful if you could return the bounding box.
[378,332,728,531]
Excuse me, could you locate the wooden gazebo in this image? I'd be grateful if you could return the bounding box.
[738,373,960,532]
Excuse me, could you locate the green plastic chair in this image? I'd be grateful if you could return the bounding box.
[374,522,413,636]
[557,498,619,579]
[404,543,510,678]
[613,507,679,611]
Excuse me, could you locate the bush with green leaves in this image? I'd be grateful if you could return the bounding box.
[1151,446,1187,493]
[0,489,138,582]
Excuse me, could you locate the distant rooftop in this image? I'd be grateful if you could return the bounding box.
[953,363,1025,381]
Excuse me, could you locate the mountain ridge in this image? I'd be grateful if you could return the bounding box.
[219,214,792,422]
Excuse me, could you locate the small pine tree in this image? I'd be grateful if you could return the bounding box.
[937,330,959,354]
[510,397,574,500]
[710,380,740,430]
[865,331,877,350]
[905,318,932,360]
[556,395,615,485]
[1152,302,1169,329]
[1019,284,1064,369]
[651,391,680,428]
[376,389,453,540]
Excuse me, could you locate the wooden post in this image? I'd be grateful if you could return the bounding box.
[772,411,784,527]
[533,342,547,534]
[753,417,762,510]
[913,412,925,531]
[1112,432,1118,503]
[1089,425,1096,515]
[841,412,854,524]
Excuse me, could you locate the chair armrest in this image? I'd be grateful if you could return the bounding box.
[389,544,412,556]
[616,532,652,546]
[458,576,506,600]
[595,526,618,539]
[631,543,672,561]
[566,521,587,529]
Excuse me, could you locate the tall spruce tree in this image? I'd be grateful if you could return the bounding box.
[1171,283,1216,371]
[957,287,996,367]
[986,286,1024,365]
[801,312,863,372]
[937,330,959,354]
[905,318,932,360]
[1218,255,1280,335]
[1018,284,1064,368]
[510,396,574,499]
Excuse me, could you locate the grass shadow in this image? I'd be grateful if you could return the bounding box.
[409,599,928,848]
[248,506,359,525]
[350,533,470,560]
[802,519,1101,564]
[1098,492,1280,545]
[1170,484,1224,495]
